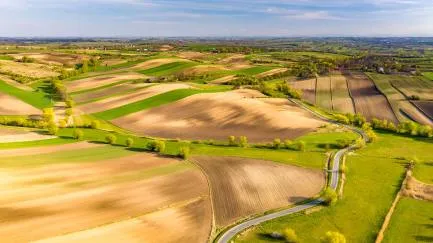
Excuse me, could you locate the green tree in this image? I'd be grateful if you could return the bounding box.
[91,120,101,129]
[323,188,338,206]
[228,135,237,146]
[273,138,281,149]
[321,231,346,243]
[295,141,306,152]
[81,60,89,73]
[72,129,84,140]
[47,122,58,135]
[105,134,117,144]
[282,228,298,243]
[239,136,248,148]
[125,138,134,147]
[284,139,293,149]
[178,146,190,159]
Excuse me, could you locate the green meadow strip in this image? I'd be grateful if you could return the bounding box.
[0,79,51,109]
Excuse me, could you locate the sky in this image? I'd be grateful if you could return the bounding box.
[0,0,432,37]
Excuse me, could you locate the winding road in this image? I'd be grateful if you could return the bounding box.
[216,99,367,243]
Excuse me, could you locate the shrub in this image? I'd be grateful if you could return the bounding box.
[43,108,55,123]
[91,120,101,129]
[273,138,281,149]
[65,108,73,116]
[322,188,338,206]
[335,139,352,149]
[58,119,67,128]
[366,130,377,143]
[72,129,84,140]
[105,134,117,144]
[125,138,134,147]
[282,228,298,243]
[334,114,349,124]
[284,139,293,149]
[147,140,166,153]
[228,135,237,146]
[65,99,75,108]
[178,146,190,159]
[321,231,346,243]
[294,141,306,152]
[47,122,58,135]
[239,136,248,148]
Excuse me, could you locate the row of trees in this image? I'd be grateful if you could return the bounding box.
[275,227,346,243]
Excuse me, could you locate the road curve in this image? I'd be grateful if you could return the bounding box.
[216,99,367,243]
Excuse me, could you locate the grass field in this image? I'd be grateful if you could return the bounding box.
[390,75,433,100]
[234,66,274,75]
[234,132,432,243]
[383,197,433,243]
[0,79,51,109]
[138,61,197,76]
[422,72,433,81]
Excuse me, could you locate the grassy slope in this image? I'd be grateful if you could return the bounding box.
[234,66,274,75]
[92,85,230,120]
[422,72,433,81]
[383,197,433,243]
[316,77,333,111]
[234,132,433,243]
[0,79,52,109]
[138,61,197,76]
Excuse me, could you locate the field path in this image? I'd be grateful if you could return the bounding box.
[216,99,367,243]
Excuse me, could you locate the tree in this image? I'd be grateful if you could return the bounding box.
[147,140,166,153]
[81,60,89,73]
[125,138,134,147]
[91,120,101,129]
[65,99,75,108]
[178,146,190,159]
[73,129,84,140]
[239,136,248,148]
[321,231,346,243]
[323,188,338,206]
[282,228,298,243]
[273,138,282,149]
[105,134,117,144]
[58,119,67,128]
[228,135,237,146]
[47,122,58,135]
[284,139,293,149]
[295,141,306,152]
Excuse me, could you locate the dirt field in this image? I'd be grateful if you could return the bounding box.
[0,92,41,115]
[191,156,325,226]
[101,59,127,66]
[210,75,236,84]
[0,151,211,243]
[218,54,251,69]
[77,83,192,114]
[345,72,398,123]
[9,53,85,66]
[290,78,316,104]
[0,131,55,143]
[182,64,228,75]
[0,141,102,157]
[256,68,288,78]
[403,175,433,201]
[132,58,191,70]
[412,101,433,121]
[316,77,333,110]
[73,82,154,103]
[66,73,147,93]
[0,60,59,78]
[176,51,207,60]
[330,74,355,113]
[112,89,324,142]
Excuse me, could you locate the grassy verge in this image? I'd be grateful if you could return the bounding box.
[0,79,52,108]
[383,197,433,243]
[233,132,427,242]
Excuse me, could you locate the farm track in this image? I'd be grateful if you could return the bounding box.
[216,99,367,243]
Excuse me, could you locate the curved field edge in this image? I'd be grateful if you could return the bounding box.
[91,86,231,120]
[233,132,432,242]
[0,79,51,109]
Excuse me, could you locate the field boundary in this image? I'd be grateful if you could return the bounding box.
[344,75,357,114]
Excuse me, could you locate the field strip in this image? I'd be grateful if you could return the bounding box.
[216,99,367,243]
[33,196,207,243]
[0,133,56,143]
[66,73,148,93]
[0,141,101,158]
[0,75,33,91]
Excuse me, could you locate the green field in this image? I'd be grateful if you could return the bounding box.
[316,77,333,111]
[0,55,14,60]
[0,79,52,109]
[234,132,433,243]
[92,85,230,120]
[138,61,197,76]
[383,197,433,243]
[234,66,274,75]
[390,75,433,100]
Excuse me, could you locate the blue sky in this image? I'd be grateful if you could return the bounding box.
[1,0,432,37]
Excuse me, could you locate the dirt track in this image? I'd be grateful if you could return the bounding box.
[112,89,324,142]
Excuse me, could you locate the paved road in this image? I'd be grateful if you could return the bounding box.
[216,99,367,243]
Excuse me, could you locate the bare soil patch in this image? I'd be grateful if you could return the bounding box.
[77,83,192,114]
[182,64,228,75]
[403,175,433,202]
[0,132,55,143]
[9,53,85,66]
[290,78,316,105]
[112,89,324,142]
[412,101,433,121]
[73,82,153,103]
[132,58,190,70]
[101,59,127,66]
[176,51,207,60]
[330,75,355,113]
[66,73,147,93]
[192,156,325,226]
[210,75,236,84]
[345,72,398,123]
[0,60,58,78]
[256,68,288,78]
[0,141,102,157]
[0,92,41,115]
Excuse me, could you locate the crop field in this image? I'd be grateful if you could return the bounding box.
[390,75,433,100]
[367,73,433,125]
[8,52,86,66]
[423,72,433,81]
[289,78,316,104]
[315,77,333,111]
[383,197,433,243]
[112,90,324,142]
[192,156,325,227]
[0,143,211,243]
[66,73,147,93]
[0,60,59,78]
[345,72,398,123]
[255,67,288,78]
[412,101,433,121]
[0,79,51,109]
[330,74,355,113]
[0,127,54,143]
[0,92,41,115]
[138,61,197,76]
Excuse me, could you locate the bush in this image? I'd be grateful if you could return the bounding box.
[58,119,67,128]
[321,231,346,243]
[65,99,75,108]
[282,228,298,243]
[105,134,117,144]
[147,140,166,153]
[72,129,84,140]
[294,141,306,152]
[322,188,338,206]
[91,120,101,129]
[228,135,237,146]
[366,130,377,143]
[47,122,58,135]
[334,114,349,124]
[284,139,293,149]
[335,139,352,149]
[178,146,190,159]
[125,138,134,147]
[239,136,248,148]
[273,138,282,149]
[65,108,73,116]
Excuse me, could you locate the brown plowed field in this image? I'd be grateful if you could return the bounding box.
[0,60,58,78]
[132,58,191,70]
[66,73,147,93]
[345,72,398,123]
[210,75,236,84]
[316,77,333,110]
[256,68,288,78]
[112,89,324,142]
[0,141,102,157]
[412,101,433,121]
[10,53,86,66]
[77,83,191,114]
[330,74,355,113]
[0,151,211,243]
[290,78,316,104]
[192,156,325,226]
[0,93,41,115]
[73,82,153,103]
